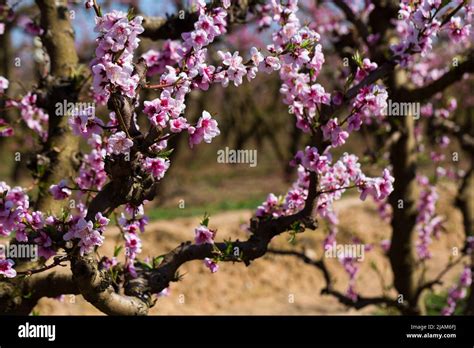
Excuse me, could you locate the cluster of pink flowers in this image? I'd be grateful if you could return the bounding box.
[68,106,103,139]
[0,181,29,237]
[256,193,282,218]
[392,1,473,66]
[76,134,107,191]
[118,204,148,277]
[442,265,472,315]
[142,41,182,77]
[354,58,378,82]
[257,147,394,224]
[63,213,108,256]
[341,256,360,302]
[257,164,310,218]
[268,1,329,133]
[8,92,48,140]
[349,84,388,130]
[91,10,144,104]
[415,175,443,260]
[322,118,349,147]
[188,111,221,148]
[447,16,471,43]
[193,220,219,273]
[141,3,231,150]
[143,88,186,129]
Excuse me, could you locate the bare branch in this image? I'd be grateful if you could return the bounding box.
[267,249,408,313]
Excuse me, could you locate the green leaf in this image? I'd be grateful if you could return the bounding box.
[344,73,355,91]
[114,245,123,257]
[157,148,174,159]
[288,231,297,244]
[352,50,363,67]
[138,260,153,270]
[201,212,210,227]
[300,39,313,49]
[153,256,164,267]
[127,7,136,21]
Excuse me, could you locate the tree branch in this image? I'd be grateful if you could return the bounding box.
[396,51,474,102]
[141,1,260,41]
[146,172,319,294]
[1,271,78,315]
[332,0,370,44]
[267,248,408,313]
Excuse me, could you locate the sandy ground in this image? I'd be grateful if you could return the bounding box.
[33,188,465,315]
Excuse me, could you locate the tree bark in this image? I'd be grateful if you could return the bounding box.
[457,167,474,314]
[388,116,420,312]
[34,0,81,214]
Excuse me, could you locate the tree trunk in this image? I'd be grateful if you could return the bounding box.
[457,167,474,314]
[388,114,420,313]
[34,0,81,214]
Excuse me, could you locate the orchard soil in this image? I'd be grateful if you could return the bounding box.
[33,184,464,315]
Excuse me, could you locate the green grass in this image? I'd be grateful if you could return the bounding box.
[424,291,468,315]
[146,197,264,220]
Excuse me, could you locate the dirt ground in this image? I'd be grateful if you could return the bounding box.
[33,184,466,315]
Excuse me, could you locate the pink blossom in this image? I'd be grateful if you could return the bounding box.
[63,218,104,256]
[91,11,144,104]
[0,259,16,278]
[142,42,182,77]
[0,76,8,93]
[218,51,247,86]
[189,111,220,147]
[24,19,44,36]
[355,58,377,82]
[250,47,264,66]
[189,29,209,50]
[448,17,471,43]
[107,131,133,155]
[259,56,281,73]
[380,239,391,253]
[204,258,219,273]
[293,146,329,172]
[0,119,13,137]
[10,92,48,140]
[256,193,282,218]
[442,266,472,315]
[144,157,170,180]
[85,0,94,9]
[194,225,215,245]
[322,119,348,147]
[95,212,110,230]
[124,232,142,259]
[69,106,103,138]
[49,180,72,200]
[221,0,230,9]
[0,182,30,237]
[169,117,189,133]
[34,231,55,260]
